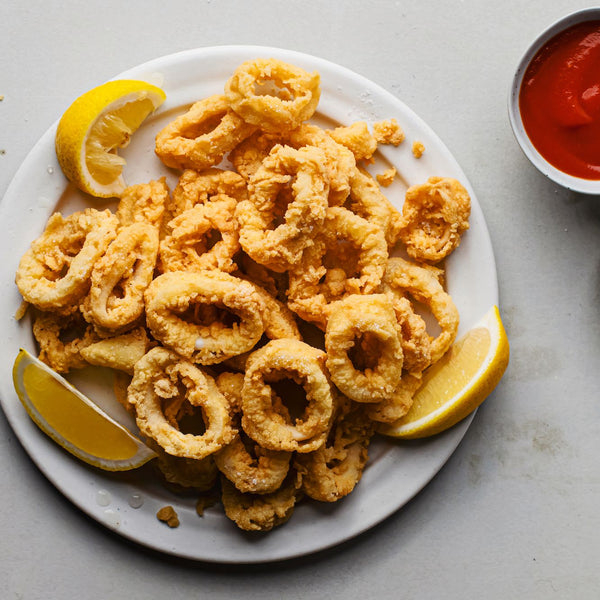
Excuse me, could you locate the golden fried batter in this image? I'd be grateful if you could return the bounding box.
[398,176,470,263]
[14,57,473,535]
[376,167,397,187]
[412,140,425,158]
[373,118,405,146]
[328,121,377,162]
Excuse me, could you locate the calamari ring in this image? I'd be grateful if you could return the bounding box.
[215,370,292,494]
[159,195,240,274]
[398,176,471,263]
[241,339,334,453]
[325,294,403,403]
[230,124,355,206]
[163,168,247,230]
[236,144,329,272]
[155,94,256,171]
[367,372,422,424]
[389,295,432,375]
[81,222,159,334]
[214,433,291,495]
[383,257,459,363]
[16,209,118,313]
[144,271,265,365]
[128,346,235,460]
[287,206,388,329]
[116,178,169,229]
[220,471,302,532]
[295,400,373,502]
[225,58,320,133]
[327,121,378,162]
[150,441,218,492]
[287,123,356,205]
[345,167,403,247]
[33,310,99,373]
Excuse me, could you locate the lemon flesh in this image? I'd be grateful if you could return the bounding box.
[379,305,509,439]
[12,349,156,471]
[55,80,166,198]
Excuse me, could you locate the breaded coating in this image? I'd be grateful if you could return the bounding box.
[376,167,397,187]
[373,118,405,146]
[412,140,425,158]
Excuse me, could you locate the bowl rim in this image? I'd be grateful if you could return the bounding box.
[508,7,600,195]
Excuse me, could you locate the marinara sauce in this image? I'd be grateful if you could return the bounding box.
[519,20,600,180]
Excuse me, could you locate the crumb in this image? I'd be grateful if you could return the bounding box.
[156,505,180,528]
[412,140,425,158]
[0,95,4,101]
[196,491,219,517]
[0,149,5,155]
[376,167,397,187]
[373,118,405,146]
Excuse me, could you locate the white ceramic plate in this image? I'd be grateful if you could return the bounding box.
[0,46,498,563]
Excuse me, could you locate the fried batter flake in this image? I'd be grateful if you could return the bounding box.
[376,167,397,187]
[412,140,425,158]
[373,118,405,146]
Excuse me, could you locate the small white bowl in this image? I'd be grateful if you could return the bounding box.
[508,8,600,195]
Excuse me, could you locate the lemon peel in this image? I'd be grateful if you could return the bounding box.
[378,305,509,439]
[55,79,166,198]
[12,348,156,471]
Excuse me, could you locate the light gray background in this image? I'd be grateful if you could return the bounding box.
[1,1,599,598]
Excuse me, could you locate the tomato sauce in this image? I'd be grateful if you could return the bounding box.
[519,20,600,180]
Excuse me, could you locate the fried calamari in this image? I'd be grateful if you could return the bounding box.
[155,94,256,171]
[14,57,472,534]
[398,177,470,263]
[144,271,265,365]
[325,294,404,404]
[236,144,329,272]
[241,339,335,453]
[128,347,236,460]
[16,209,118,314]
[225,58,320,133]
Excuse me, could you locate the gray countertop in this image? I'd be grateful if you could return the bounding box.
[2,0,599,597]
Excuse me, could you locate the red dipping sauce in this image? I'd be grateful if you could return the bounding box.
[519,20,600,180]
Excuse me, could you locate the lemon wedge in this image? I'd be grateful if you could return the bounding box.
[378,305,509,439]
[12,348,156,471]
[55,79,166,198]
